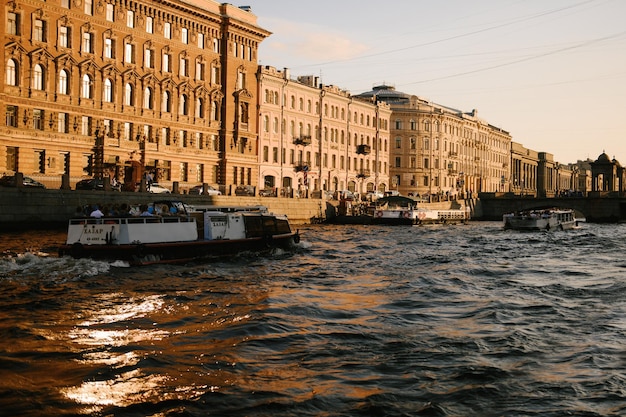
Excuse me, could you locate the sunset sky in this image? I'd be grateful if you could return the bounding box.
[243,0,626,164]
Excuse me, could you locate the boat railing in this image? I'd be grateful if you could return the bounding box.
[69,216,195,226]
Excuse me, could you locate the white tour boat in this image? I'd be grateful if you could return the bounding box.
[58,202,300,265]
[502,208,577,231]
[372,196,470,225]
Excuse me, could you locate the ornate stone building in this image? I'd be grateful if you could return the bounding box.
[257,66,391,197]
[1,0,269,191]
[357,85,511,198]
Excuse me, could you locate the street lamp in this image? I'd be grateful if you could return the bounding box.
[93,127,105,180]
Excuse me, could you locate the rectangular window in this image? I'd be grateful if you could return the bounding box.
[180,58,188,77]
[59,26,69,48]
[213,38,219,53]
[125,43,135,64]
[197,33,204,49]
[236,72,245,90]
[104,38,114,59]
[196,62,204,81]
[84,0,93,15]
[58,112,67,133]
[146,16,153,34]
[211,66,220,84]
[164,22,171,39]
[106,4,114,21]
[33,109,44,131]
[6,106,18,127]
[163,53,171,72]
[82,32,92,53]
[61,0,70,9]
[7,12,19,36]
[181,28,188,44]
[124,122,132,141]
[81,116,90,136]
[126,11,134,28]
[145,49,153,68]
[33,19,46,42]
[103,119,112,137]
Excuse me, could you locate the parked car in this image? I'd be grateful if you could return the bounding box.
[0,175,45,188]
[188,184,222,195]
[75,178,121,191]
[234,185,255,196]
[148,183,171,194]
[259,188,276,197]
[335,190,356,200]
[311,190,334,200]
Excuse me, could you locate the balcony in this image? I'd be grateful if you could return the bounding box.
[448,151,458,158]
[356,169,371,179]
[356,144,371,155]
[293,161,311,172]
[293,135,312,146]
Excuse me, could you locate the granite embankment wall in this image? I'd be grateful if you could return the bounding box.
[0,188,330,231]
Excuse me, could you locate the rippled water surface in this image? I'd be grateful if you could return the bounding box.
[0,222,624,416]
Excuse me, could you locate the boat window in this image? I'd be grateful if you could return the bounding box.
[263,217,276,233]
[276,219,291,234]
[244,216,264,237]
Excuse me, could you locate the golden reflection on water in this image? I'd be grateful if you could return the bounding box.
[62,292,176,409]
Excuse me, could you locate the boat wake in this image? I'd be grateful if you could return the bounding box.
[0,251,114,280]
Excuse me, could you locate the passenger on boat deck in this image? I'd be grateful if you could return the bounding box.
[160,204,170,216]
[139,204,153,216]
[90,205,104,218]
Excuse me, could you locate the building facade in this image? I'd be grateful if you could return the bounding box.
[257,66,391,197]
[1,0,268,191]
[357,85,511,199]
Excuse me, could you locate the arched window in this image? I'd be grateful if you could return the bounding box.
[58,69,68,94]
[179,94,188,115]
[103,78,113,102]
[81,74,92,99]
[263,115,269,132]
[162,91,171,112]
[33,64,44,90]
[143,87,152,109]
[195,97,204,118]
[124,83,134,106]
[5,59,17,86]
[211,100,217,120]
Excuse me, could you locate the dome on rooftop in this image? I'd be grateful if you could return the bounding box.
[595,152,611,163]
[356,85,411,104]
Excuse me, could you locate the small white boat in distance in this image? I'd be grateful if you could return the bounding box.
[503,208,577,231]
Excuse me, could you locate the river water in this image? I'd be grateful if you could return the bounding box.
[0,222,624,417]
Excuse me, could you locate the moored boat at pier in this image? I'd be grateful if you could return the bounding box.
[58,202,300,265]
[502,208,577,231]
[372,196,470,225]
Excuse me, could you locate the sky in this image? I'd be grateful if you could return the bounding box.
[241,0,626,164]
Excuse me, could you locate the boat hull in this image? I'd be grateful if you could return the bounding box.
[59,232,299,265]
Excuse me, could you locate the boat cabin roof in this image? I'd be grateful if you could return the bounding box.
[375,196,418,207]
